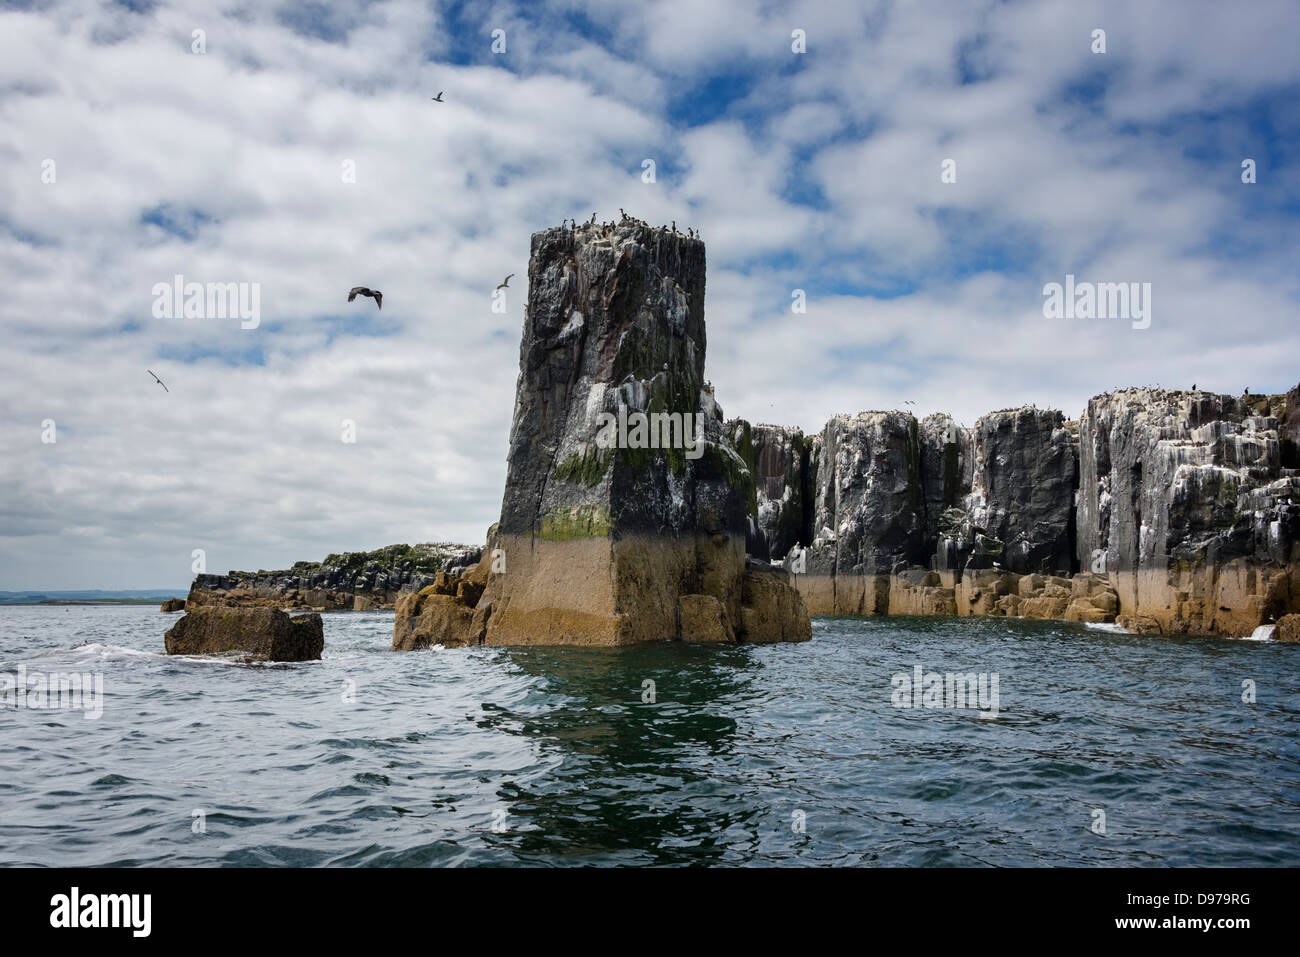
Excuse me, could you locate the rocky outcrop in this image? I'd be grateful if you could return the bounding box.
[1275,614,1300,643]
[392,562,490,651]
[187,543,481,612]
[739,560,813,643]
[160,598,186,612]
[885,565,1119,624]
[164,606,323,661]
[1076,388,1300,636]
[679,593,737,643]
[393,219,810,648]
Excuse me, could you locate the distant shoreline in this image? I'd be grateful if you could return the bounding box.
[0,595,189,608]
[0,598,184,605]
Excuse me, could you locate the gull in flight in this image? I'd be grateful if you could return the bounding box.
[348,287,382,310]
[495,274,514,291]
[431,91,444,102]
[147,370,169,393]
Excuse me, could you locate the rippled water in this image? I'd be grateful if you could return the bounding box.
[0,605,1297,866]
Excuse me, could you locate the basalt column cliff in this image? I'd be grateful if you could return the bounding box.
[739,389,1300,637]
[1075,388,1300,635]
[393,221,811,649]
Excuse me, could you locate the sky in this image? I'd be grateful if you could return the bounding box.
[2,0,1299,589]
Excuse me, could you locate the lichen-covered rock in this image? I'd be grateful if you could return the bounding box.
[164,606,323,661]
[1274,613,1300,642]
[774,387,1298,634]
[889,567,958,616]
[679,594,736,643]
[482,221,746,644]
[187,543,480,611]
[954,568,1020,616]
[1119,614,1163,635]
[392,588,480,650]
[391,553,492,650]
[738,562,812,643]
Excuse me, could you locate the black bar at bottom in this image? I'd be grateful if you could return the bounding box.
[1,866,1281,943]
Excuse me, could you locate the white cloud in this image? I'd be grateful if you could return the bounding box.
[0,0,1297,587]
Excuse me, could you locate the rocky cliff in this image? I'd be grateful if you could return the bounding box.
[738,390,1299,637]
[393,219,810,649]
[187,542,481,611]
[797,411,930,614]
[1075,388,1300,635]
[728,421,811,561]
[937,407,1077,577]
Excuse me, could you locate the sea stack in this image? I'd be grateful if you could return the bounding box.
[393,220,810,648]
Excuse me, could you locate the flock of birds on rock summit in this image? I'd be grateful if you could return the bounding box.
[558,209,702,240]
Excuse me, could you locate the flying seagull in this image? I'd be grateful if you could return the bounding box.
[147,369,169,393]
[495,274,514,291]
[348,287,382,310]
[431,91,444,102]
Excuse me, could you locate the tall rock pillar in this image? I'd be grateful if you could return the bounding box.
[394,220,809,648]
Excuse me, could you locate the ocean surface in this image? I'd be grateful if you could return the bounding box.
[0,604,1296,867]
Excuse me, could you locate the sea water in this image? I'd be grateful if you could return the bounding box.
[0,605,1296,866]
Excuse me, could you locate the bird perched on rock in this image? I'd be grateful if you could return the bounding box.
[431,91,444,102]
[495,274,513,291]
[348,287,382,309]
[147,369,168,393]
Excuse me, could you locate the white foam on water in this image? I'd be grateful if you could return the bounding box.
[1243,625,1275,642]
[1083,622,1129,634]
[60,642,159,660]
